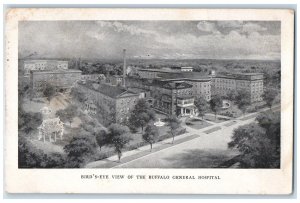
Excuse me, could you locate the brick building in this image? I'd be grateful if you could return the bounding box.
[126,77,196,116]
[24,60,69,76]
[170,66,194,72]
[77,81,140,126]
[81,74,106,82]
[211,73,264,103]
[150,80,196,116]
[30,69,82,98]
[136,69,212,101]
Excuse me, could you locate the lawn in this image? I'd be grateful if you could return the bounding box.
[204,114,230,123]
[185,118,212,130]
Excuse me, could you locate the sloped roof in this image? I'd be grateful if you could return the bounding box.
[158,72,211,81]
[151,80,192,89]
[79,81,138,99]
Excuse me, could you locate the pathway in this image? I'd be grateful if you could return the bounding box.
[86,104,280,168]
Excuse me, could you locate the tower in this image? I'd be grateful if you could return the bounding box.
[123,49,126,87]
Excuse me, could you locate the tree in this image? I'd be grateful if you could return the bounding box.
[19,135,65,168]
[142,125,159,151]
[56,104,78,127]
[64,134,98,168]
[194,97,209,120]
[42,82,56,103]
[18,107,43,134]
[210,95,223,120]
[128,99,156,132]
[235,91,251,116]
[71,87,87,103]
[166,115,181,144]
[226,90,238,109]
[81,120,107,151]
[228,122,279,168]
[256,111,280,166]
[95,129,107,151]
[105,124,132,162]
[263,88,278,110]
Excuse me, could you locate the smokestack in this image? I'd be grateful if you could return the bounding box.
[123,49,126,87]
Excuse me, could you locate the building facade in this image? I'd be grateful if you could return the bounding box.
[77,82,140,126]
[160,78,211,101]
[81,74,106,82]
[150,80,196,116]
[211,73,264,103]
[30,69,82,98]
[24,60,69,76]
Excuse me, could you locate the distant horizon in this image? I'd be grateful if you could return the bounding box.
[19,21,280,61]
[19,57,281,62]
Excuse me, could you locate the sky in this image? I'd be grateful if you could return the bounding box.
[19,21,281,60]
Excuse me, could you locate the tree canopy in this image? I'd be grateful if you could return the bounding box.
[228,111,280,168]
[105,124,132,162]
[226,90,238,102]
[194,97,209,119]
[95,129,107,151]
[56,104,78,126]
[263,88,278,109]
[41,82,56,103]
[128,99,156,132]
[19,136,65,168]
[71,87,87,103]
[166,115,181,144]
[142,125,159,151]
[235,90,251,115]
[18,107,43,134]
[209,95,223,120]
[64,133,98,168]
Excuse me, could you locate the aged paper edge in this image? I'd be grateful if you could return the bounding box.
[4,8,294,194]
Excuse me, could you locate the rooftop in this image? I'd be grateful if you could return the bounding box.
[24,60,68,63]
[177,95,194,100]
[158,72,211,81]
[152,80,193,89]
[31,69,82,74]
[137,68,178,73]
[215,72,264,80]
[78,81,138,99]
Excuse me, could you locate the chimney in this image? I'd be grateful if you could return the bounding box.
[123,49,126,87]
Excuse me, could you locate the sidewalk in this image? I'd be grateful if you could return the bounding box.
[85,104,280,168]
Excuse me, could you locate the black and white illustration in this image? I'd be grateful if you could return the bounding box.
[18,20,281,169]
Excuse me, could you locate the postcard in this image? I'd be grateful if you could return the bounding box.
[5,8,294,194]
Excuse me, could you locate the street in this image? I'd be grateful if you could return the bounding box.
[86,105,280,168]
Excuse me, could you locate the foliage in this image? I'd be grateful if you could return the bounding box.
[228,111,280,168]
[263,88,278,109]
[166,115,181,144]
[80,118,107,151]
[18,107,43,134]
[95,129,107,151]
[235,90,251,115]
[41,82,56,103]
[209,95,223,120]
[18,81,30,99]
[18,136,65,168]
[226,90,238,102]
[64,133,98,168]
[56,104,78,126]
[194,97,210,119]
[256,111,280,156]
[128,99,156,132]
[105,124,132,162]
[71,87,87,103]
[142,125,159,151]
